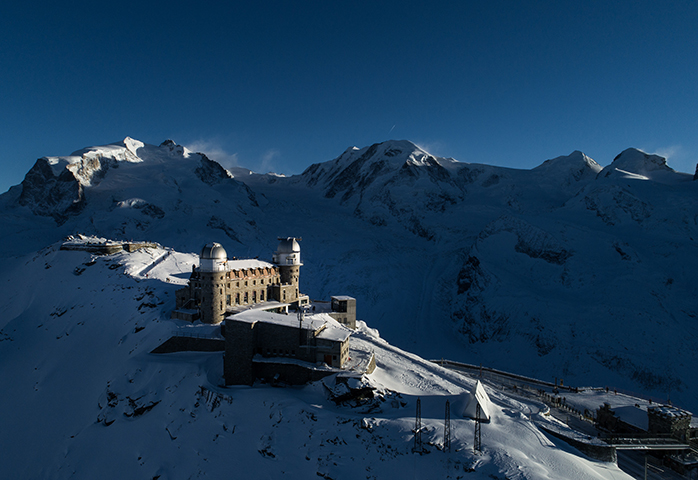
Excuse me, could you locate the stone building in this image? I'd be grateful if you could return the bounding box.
[648,405,692,442]
[224,309,352,385]
[172,238,309,324]
[169,237,358,386]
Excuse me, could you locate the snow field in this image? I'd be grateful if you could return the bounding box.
[0,244,633,479]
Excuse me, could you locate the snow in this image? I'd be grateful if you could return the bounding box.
[225,258,275,270]
[462,380,494,421]
[230,310,352,343]
[0,243,633,479]
[2,136,697,478]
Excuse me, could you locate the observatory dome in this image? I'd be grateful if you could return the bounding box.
[276,237,301,254]
[200,242,227,260]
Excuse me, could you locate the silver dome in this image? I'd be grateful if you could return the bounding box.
[276,237,301,254]
[200,242,227,260]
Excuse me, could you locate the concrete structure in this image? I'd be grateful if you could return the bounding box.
[329,296,356,329]
[172,238,309,324]
[312,296,357,329]
[224,309,352,385]
[61,238,159,254]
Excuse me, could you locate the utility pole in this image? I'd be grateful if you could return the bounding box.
[444,400,451,453]
[474,403,482,453]
[413,397,423,453]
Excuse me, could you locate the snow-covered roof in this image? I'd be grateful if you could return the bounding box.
[225,259,275,271]
[252,354,336,370]
[649,405,692,419]
[225,300,289,315]
[228,310,351,343]
[614,405,649,431]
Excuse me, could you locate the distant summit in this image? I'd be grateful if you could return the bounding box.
[598,148,674,181]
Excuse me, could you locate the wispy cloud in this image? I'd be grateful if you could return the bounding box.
[414,140,448,157]
[184,139,240,170]
[649,144,696,174]
[258,149,281,174]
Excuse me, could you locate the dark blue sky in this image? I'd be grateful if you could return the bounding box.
[2,1,697,192]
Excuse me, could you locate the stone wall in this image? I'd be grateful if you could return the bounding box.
[150,336,223,353]
[224,316,350,385]
[648,407,692,442]
[224,321,256,385]
[253,361,336,385]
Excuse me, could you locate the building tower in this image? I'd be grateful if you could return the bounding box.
[272,237,302,303]
[199,242,228,324]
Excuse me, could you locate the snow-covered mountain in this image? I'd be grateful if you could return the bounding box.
[1,137,697,415]
[0,241,633,479]
[2,137,260,256]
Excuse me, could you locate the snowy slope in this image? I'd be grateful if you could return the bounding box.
[1,137,697,415]
[0,242,631,479]
[1,138,261,256]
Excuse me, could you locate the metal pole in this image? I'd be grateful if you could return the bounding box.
[644,454,647,480]
[474,403,482,453]
[414,398,422,453]
[444,400,451,453]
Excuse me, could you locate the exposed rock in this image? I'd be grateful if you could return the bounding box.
[195,153,233,185]
[18,158,85,224]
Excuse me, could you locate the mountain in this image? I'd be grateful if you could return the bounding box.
[0,240,632,479]
[1,137,261,256]
[2,137,697,416]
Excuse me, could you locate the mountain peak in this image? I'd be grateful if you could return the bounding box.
[598,148,674,181]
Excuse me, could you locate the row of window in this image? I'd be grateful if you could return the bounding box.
[222,267,278,279]
[258,347,296,356]
[194,277,281,290]
[225,290,266,306]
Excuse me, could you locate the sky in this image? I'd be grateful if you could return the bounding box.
[1,0,698,193]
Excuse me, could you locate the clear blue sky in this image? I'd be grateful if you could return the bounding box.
[2,1,697,193]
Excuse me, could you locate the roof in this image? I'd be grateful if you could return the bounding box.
[200,242,227,260]
[226,300,289,315]
[332,295,355,301]
[226,258,275,271]
[227,310,351,343]
[614,405,649,431]
[276,237,301,254]
[648,405,692,419]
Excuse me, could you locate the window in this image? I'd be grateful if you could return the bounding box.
[252,291,257,303]
[245,281,248,286]
[244,292,248,303]
[235,293,240,304]
[236,282,239,287]
[260,291,265,301]
[226,294,231,305]
[253,280,256,286]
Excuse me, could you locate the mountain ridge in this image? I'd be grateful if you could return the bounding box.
[2,137,698,414]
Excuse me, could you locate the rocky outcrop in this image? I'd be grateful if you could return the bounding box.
[18,158,86,224]
[195,153,233,185]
